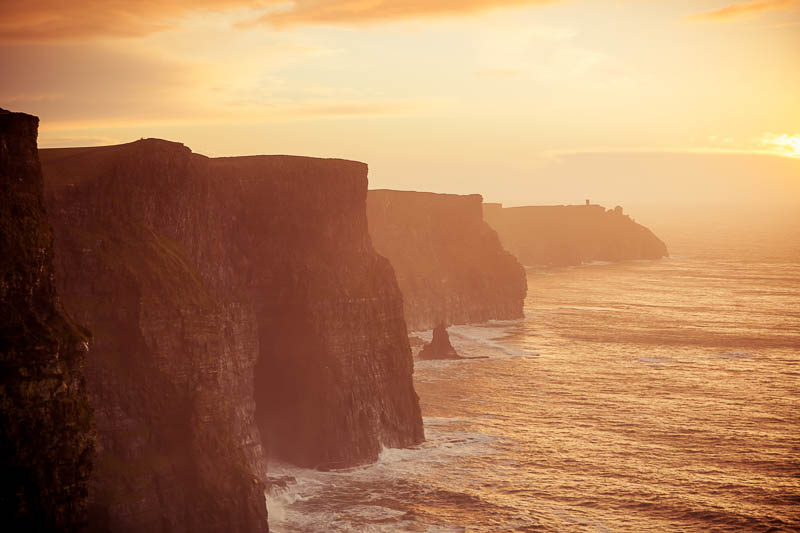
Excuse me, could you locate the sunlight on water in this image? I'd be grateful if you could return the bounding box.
[269,220,800,532]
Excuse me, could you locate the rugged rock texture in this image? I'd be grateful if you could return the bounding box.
[418,325,461,360]
[40,139,423,530]
[42,141,270,533]
[367,190,527,332]
[0,109,94,531]
[483,203,668,267]
[209,157,423,469]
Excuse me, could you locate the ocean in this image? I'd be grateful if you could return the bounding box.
[267,211,800,532]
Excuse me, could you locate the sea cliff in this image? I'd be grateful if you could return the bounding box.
[367,190,527,331]
[0,109,94,532]
[40,140,423,531]
[483,203,668,267]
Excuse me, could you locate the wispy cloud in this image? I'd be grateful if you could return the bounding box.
[0,1,273,42]
[38,134,122,148]
[0,0,558,42]
[541,132,800,161]
[247,0,556,28]
[688,0,798,22]
[475,69,520,78]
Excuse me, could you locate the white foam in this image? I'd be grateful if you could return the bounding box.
[637,356,669,364]
[558,305,623,312]
[712,351,756,359]
[265,418,495,532]
[447,324,535,358]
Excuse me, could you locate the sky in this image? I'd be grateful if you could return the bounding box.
[1,0,799,209]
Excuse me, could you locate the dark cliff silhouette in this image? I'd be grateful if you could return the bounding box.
[483,203,668,267]
[39,139,423,531]
[418,325,462,360]
[367,190,527,331]
[0,109,94,531]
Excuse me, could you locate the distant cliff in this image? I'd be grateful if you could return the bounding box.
[40,140,423,531]
[483,203,668,267]
[0,109,94,531]
[367,190,527,331]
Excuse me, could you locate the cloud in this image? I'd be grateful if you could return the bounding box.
[0,25,419,131]
[0,0,557,41]
[0,1,270,42]
[687,0,798,22]
[475,69,520,78]
[247,0,556,28]
[38,134,122,148]
[0,43,212,122]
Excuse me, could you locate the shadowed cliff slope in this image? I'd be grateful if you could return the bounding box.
[40,139,423,531]
[483,203,668,267]
[208,156,423,469]
[367,190,527,331]
[42,140,270,533]
[0,109,94,531]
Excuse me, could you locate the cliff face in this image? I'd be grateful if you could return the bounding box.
[483,203,668,267]
[42,140,270,533]
[367,190,527,332]
[208,157,423,469]
[0,109,94,531]
[40,139,423,530]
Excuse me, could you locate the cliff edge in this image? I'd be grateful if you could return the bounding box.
[367,190,527,331]
[40,139,423,531]
[483,203,668,267]
[0,109,94,531]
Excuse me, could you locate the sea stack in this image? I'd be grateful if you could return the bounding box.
[418,325,462,360]
[0,109,94,532]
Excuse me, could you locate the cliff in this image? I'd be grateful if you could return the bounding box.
[483,203,668,267]
[367,190,527,331]
[208,156,423,469]
[0,109,94,531]
[42,140,270,533]
[40,139,423,531]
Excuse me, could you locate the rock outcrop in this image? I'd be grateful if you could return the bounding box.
[367,190,527,332]
[483,203,668,267]
[0,109,94,532]
[418,325,461,360]
[40,140,423,531]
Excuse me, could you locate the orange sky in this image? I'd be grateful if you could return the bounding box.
[1,0,798,208]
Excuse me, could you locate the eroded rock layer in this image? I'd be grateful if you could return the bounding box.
[40,140,423,531]
[42,140,269,533]
[0,109,94,532]
[208,156,423,469]
[483,203,668,267]
[367,190,527,331]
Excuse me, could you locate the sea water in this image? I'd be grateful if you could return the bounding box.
[267,212,800,532]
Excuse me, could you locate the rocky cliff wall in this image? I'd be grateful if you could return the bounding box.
[483,203,668,267]
[0,109,94,532]
[367,190,527,331]
[208,156,423,469]
[40,140,423,531]
[42,140,270,533]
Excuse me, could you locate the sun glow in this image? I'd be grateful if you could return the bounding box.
[762,133,800,158]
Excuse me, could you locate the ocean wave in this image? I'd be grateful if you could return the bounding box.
[447,324,536,358]
[265,419,496,533]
